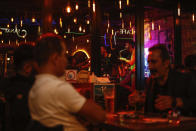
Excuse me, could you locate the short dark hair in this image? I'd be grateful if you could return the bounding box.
[149,44,170,62]
[35,33,65,66]
[14,43,35,71]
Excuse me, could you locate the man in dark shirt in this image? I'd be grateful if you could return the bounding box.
[0,44,37,131]
[129,44,196,116]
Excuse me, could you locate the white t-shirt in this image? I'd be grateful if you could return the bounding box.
[28,74,87,131]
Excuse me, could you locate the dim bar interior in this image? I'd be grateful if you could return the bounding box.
[0,0,196,112]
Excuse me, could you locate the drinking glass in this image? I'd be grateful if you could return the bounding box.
[103,87,115,113]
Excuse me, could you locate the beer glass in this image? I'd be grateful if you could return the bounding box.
[103,87,115,113]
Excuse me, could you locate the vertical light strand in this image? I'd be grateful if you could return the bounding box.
[158,25,161,31]
[127,0,129,6]
[120,12,122,18]
[93,0,96,13]
[20,20,23,27]
[122,19,124,28]
[88,0,91,8]
[59,17,63,28]
[38,26,41,34]
[107,19,110,28]
[75,3,79,10]
[11,17,14,22]
[152,21,154,30]
[178,3,181,16]
[129,21,132,28]
[192,13,195,23]
[119,0,122,9]
[112,29,114,35]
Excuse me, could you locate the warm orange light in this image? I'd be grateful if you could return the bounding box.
[66,6,71,13]
[158,25,161,31]
[20,20,23,27]
[192,13,195,23]
[74,18,77,23]
[122,19,124,28]
[7,24,9,28]
[11,17,14,22]
[112,29,114,35]
[75,3,79,10]
[79,26,82,32]
[87,39,89,43]
[54,28,58,34]
[32,17,36,22]
[129,21,132,28]
[107,20,110,28]
[127,0,129,6]
[0,32,2,35]
[86,20,90,24]
[64,35,67,38]
[88,0,91,8]
[93,0,96,13]
[119,0,122,9]
[120,12,122,18]
[178,3,180,16]
[83,29,86,33]
[68,27,70,33]
[59,17,63,28]
[72,49,90,59]
[152,21,154,30]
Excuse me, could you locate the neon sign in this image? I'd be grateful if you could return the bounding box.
[0,25,27,38]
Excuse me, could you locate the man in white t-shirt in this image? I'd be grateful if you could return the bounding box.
[28,33,106,131]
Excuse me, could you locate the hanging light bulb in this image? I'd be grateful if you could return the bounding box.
[38,26,41,33]
[32,17,36,22]
[68,27,70,33]
[79,26,82,32]
[192,13,195,23]
[158,25,161,31]
[86,20,90,24]
[7,24,10,28]
[1,40,4,43]
[20,20,23,27]
[54,28,58,34]
[75,3,79,10]
[119,0,122,9]
[152,21,154,30]
[107,20,110,28]
[93,0,96,13]
[131,28,134,35]
[11,17,14,22]
[107,28,109,33]
[66,6,71,13]
[112,29,114,35]
[87,39,89,43]
[83,28,86,33]
[178,3,181,16]
[0,31,2,35]
[88,0,91,8]
[127,0,129,6]
[59,17,63,28]
[120,12,122,18]
[122,19,124,28]
[129,21,132,28]
[64,35,67,38]
[74,18,77,23]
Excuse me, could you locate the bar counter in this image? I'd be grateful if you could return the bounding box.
[100,112,196,131]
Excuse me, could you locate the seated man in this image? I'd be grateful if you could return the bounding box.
[28,33,106,131]
[0,44,37,131]
[129,44,196,116]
